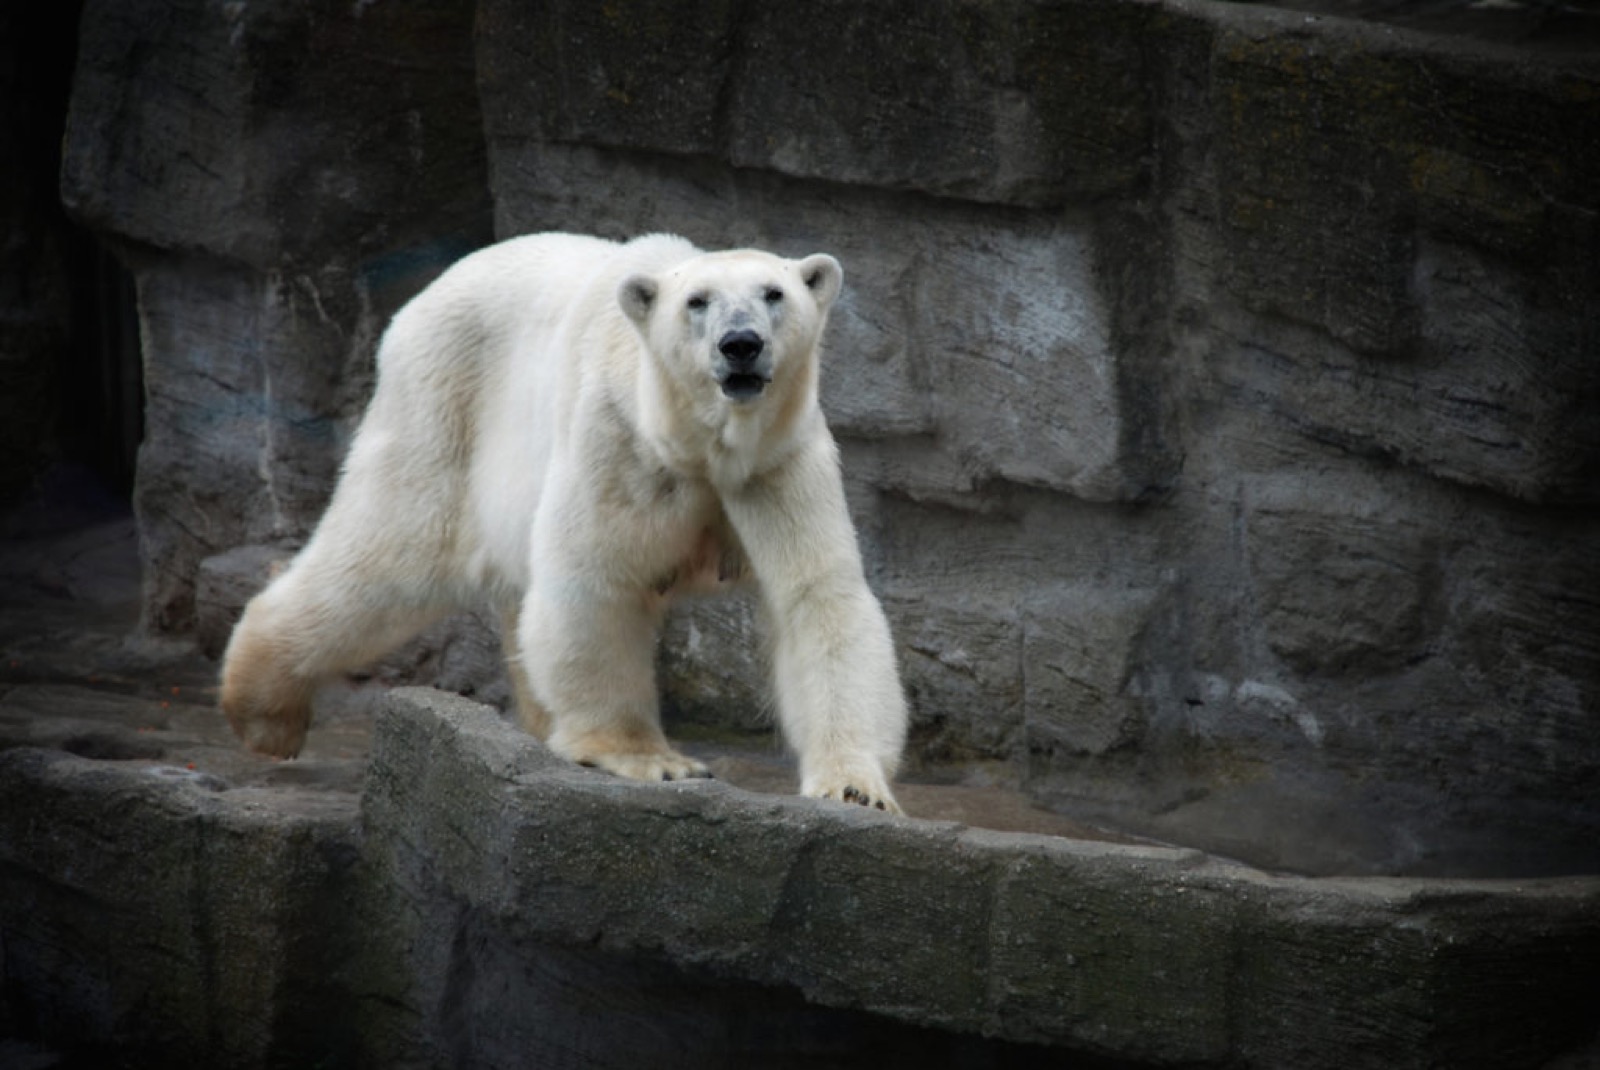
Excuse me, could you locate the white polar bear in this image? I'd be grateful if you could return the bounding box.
[220,232,908,811]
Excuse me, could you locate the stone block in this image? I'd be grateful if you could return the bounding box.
[1207,19,1600,355]
[1244,490,1440,678]
[0,746,362,1067]
[477,0,1162,207]
[890,588,1025,763]
[361,688,1600,1069]
[1209,245,1600,506]
[1198,17,1600,502]
[61,0,489,267]
[655,582,1041,754]
[475,0,733,160]
[912,222,1127,498]
[1209,29,1418,356]
[130,258,358,631]
[988,848,1237,1061]
[385,611,515,712]
[1022,584,1162,762]
[1444,510,1600,814]
[657,592,768,735]
[1410,237,1600,503]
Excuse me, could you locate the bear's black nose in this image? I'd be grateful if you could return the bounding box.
[718,329,764,367]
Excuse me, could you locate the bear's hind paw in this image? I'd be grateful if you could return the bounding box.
[224,702,310,760]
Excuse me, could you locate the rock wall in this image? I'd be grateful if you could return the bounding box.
[57,0,1600,876]
[59,0,494,632]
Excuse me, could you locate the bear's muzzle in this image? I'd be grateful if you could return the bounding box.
[716,328,771,401]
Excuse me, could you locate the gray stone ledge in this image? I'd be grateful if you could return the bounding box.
[367,687,1600,1070]
[4,682,1598,1067]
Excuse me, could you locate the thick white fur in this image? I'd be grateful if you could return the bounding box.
[220,233,909,811]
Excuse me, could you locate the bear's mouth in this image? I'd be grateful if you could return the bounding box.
[719,372,769,402]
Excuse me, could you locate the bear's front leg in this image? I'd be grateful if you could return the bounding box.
[723,438,909,814]
[516,578,710,783]
[766,579,906,814]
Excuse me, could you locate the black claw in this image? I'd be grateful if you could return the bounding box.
[661,770,674,781]
[842,785,861,803]
[875,799,886,811]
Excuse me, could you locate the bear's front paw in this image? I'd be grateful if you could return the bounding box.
[803,771,903,815]
[577,749,712,783]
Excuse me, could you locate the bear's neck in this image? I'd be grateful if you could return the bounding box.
[634,358,819,493]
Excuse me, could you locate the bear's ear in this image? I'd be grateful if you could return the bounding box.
[798,254,842,311]
[619,275,658,327]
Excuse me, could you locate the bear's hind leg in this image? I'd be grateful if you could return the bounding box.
[221,556,447,758]
[499,603,550,740]
[220,611,317,758]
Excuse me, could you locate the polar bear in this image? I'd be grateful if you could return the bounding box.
[220,233,908,811]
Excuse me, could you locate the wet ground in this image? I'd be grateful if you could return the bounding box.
[0,466,1135,844]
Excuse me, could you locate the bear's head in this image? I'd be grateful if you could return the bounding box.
[619,250,842,407]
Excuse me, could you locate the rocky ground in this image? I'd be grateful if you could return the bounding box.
[0,464,1132,844]
[0,468,367,802]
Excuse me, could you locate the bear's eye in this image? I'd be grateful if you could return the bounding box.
[686,294,708,312]
[763,287,784,305]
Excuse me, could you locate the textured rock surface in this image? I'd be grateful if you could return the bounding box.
[59,0,493,632]
[0,747,364,1067]
[0,496,370,1064]
[48,0,1600,879]
[4,671,1597,1068]
[304,692,1600,1070]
